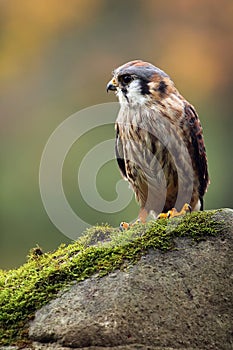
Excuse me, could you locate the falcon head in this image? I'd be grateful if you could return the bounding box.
[107,60,174,106]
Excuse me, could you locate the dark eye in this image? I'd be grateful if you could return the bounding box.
[121,74,132,85]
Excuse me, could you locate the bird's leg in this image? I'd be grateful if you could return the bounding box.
[157,203,192,219]
[120,207,148,231]
[137,207,148,223]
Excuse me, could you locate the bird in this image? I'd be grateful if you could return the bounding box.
[107,60,209,227]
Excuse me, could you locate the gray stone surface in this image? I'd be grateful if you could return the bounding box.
[29,209,233,350]
[31,344,200,350]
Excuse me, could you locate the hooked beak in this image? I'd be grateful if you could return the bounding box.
[106,78,118,92]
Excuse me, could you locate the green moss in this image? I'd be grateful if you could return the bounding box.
[0,210,224,346]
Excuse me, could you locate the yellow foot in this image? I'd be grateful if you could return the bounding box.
[119,219,141,231]
[157,203,192,219]
[120,208,148,231]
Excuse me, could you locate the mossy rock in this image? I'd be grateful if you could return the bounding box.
[0,209,228,346]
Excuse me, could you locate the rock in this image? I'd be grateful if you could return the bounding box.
[28,209,233,350]
[29,344,199,350]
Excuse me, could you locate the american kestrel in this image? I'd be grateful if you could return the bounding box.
[107,60,209,225]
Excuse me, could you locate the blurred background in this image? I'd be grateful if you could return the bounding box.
[1,0,232,269]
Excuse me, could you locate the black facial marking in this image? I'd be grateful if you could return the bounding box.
[121,87,129,102]
[158,80,167,94]
[140,79,150,95]
[122,87,127,94]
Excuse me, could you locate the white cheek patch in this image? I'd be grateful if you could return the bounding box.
[127,80,148,105]
[116,89,126,105]
[117,80,149,107]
